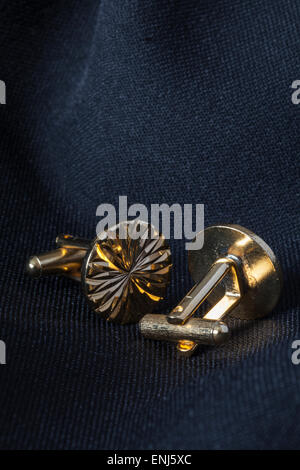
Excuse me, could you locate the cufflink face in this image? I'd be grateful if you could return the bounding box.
[189,224,283,320]
[82,220,172,324]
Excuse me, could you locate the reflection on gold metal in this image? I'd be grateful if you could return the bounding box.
[203,259,241,321]
[178,340,195,351]
[132,281,161,302]
[84,221,172,323]
[27,220,172,324]
[203,294,239,321]
[177,340,198,357]
[140,224,283,357]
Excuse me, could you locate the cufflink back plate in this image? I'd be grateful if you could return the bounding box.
[140,224,283,356]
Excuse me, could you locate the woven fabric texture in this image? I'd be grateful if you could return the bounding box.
[0,0,299,449]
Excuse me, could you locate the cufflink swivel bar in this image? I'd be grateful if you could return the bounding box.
[141,256,239,356]
[140,224,283,357]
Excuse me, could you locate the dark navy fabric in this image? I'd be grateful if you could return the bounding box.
[0,0,299,449]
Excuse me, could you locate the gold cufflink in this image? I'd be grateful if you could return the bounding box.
[140,224,283,356]
[27,220,172,324]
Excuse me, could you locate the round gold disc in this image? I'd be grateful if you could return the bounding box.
[188,224,283,320]
[82,220,172,324]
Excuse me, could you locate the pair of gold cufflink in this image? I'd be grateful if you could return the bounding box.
[27,221,282,357]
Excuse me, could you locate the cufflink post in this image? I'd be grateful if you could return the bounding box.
[27,235,90,281]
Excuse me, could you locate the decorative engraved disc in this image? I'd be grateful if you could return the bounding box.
[82,220,172,324]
